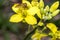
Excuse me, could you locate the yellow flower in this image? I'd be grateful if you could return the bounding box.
[50,1,59,12]
[10,14,37,25]
[46,23,58,34]
[10,4,37,25]
[39,0,44,8]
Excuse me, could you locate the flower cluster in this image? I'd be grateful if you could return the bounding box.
[9,0,60,40]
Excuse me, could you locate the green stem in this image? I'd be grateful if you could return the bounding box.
[41,26,47,33]
[28,25,31,33]
[24,26,38,40]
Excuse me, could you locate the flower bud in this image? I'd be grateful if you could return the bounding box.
[50,1,59,12]
[52,9,60,17]
[39,0,44,8]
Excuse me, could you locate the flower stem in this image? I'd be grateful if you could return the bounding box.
[24,26,38,40]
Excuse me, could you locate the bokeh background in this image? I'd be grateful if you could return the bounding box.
[0,0,60,40]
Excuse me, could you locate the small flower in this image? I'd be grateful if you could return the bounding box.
[10,4,37,25]
[50,1,59,12]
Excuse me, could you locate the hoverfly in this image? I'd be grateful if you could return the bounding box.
[10,0,27,8]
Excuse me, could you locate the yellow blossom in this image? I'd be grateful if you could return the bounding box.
[50,1,59,12]
[10,4,37,25]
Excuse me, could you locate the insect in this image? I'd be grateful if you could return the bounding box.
[10,0,27,8]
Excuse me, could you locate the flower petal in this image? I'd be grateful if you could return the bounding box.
[9,14,23,23]
[50,1,59,12]
[25,15,37,25]
[12,4,21,13]
[37,11,42,19]
[27,7,40,15]
[46,23,58,34]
